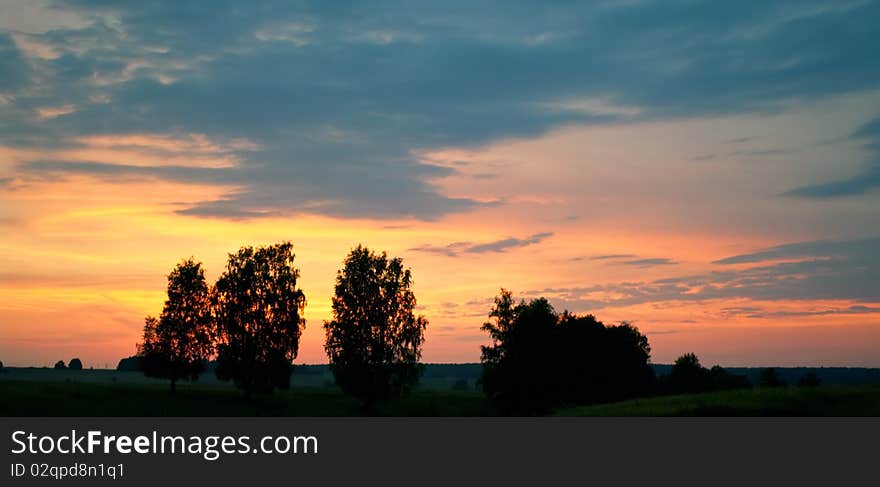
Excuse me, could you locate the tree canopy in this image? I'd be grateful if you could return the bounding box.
[214,242,306,397]
[324,245,427,405]
[68,358,83,370]
[480,289,654,414]
[138,258,213,392]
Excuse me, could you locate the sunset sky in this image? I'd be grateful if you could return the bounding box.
[1,1,879,368]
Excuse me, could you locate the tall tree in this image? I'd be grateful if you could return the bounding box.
[138,258,213,392]
[324,245,427,406]
[213,242,306,398]
[480,290,559,414]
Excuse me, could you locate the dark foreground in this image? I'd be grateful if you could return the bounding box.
[2,378,879,416]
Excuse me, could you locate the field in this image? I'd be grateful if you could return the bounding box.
[557,385,880,416]
[0,367,490,416]
[2,367,880,416]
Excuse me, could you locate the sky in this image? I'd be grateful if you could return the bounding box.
[1,0,879,368]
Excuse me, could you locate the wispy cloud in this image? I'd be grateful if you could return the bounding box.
[410,232,553,257]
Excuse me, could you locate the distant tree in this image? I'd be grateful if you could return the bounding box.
[214,242,306,398]
[667,353,713,394]
[797,372,821,387]
[324,246,427,406]
[480,289,654,414]
[759,367,786,388]
[68,358,83,370]
[54,360,66,370]
[138,258,214,393]
[0,360,4,373]
[709,365,751,390]
[116,356,143,372]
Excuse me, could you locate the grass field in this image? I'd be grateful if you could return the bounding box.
[557,385,880,416]
[0,380,493,416]
[3,368,879,416]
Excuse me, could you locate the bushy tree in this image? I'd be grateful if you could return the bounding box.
[480,289,653,414]
[324,245,427,406]
[667,353,712,394]
[138,259,213,392]
[481,290,557,414]
[54,360,66,370]
[68,358,83,370]
[555,314,654,404]
[214,242,306,398]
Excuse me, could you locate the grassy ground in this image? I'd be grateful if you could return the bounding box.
[3,369,879,416]
[556,385,880,416]
[0,379,494,416]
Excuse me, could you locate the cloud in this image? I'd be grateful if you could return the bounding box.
[1,0,880,219]
[586,254,675,267]
[36,105,77,119]
[589,253,638,261]
[787,116,880,198]
[410,232,553,257]
[528,237,880,311]
[724,136,759,144]
[618,257,676,267]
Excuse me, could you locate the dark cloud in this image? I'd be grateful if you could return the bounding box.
[3,1,880,218]
[410,232,553,257]
[724,136,759,144]
[589,254,638,261]
[787,116,880,198]
[691,154,716,161]
[586,254,675,267]
[618,257,676,267]
[527,237,880,311]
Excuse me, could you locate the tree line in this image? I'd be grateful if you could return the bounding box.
[124,240,816,413]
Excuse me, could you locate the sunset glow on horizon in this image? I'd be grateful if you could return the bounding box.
[1,1,879,368]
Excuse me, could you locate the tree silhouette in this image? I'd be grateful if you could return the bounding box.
[667,353,712,394]
[214,242,306,398]
[709,365,751,390]
[480,289,653,414]
[138,259,213,393]
[68,358,83,370]
[555,314,654,404]
[759,367,786,388]
[0,360,4,373]
[54,360,66,370]
[324,245,427,406]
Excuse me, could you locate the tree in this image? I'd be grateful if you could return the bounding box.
[214,242,306,398]
[54,360,66,370]
[480,289,654,414]
[709,365,751,390]
[0,360,5,373]
[116,356,143,372]
[554,314,654,405]
[68,358,83,370]
[138,258,213,392]
[667,353,712,394]
[324,245,427,406]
